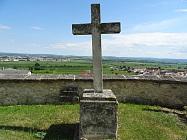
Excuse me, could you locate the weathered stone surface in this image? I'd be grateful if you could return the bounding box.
[79,89,118,139]
[47,95,59,104]
[100,22,121,34]
[73,4,121,139]
[33,96,46,104]
[81,89,117,101]
[0,74,75,80]
[0,75,186,108]
[72,24,92,35]
[59,85,79,103]
[72,4,121,93]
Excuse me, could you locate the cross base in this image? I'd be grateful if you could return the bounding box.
[79,89,118,139]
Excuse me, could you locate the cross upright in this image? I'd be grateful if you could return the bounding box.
[72,4,121,93]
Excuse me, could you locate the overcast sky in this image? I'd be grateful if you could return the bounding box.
[0,0,187,59]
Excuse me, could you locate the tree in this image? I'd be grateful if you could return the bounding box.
[34,63,43,70]
[13,66,18,69]
[35,63,40,67]
[29,67,33,70]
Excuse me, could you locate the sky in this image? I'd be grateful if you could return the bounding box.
[0,0,187,59]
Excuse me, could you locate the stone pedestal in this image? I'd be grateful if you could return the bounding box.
[79,89,118,139]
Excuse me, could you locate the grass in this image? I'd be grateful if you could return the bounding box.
[0,103,186,140]
[0,105,79,140]
[118,104,187,140]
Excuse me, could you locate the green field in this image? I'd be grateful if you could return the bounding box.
[0,58,186,75]
[0,103,186,140]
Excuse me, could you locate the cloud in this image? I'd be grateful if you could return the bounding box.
[27,43,41,47]
[110,33,187,47]
[50,33,187,59]
[51,41,91,50]
[130,19,180,32]
[31,26,43,30]
[43,47,50,49]
[0,25,11,29]
[176,9,187,12]
[51,41,92,56]
[103,33,187,58]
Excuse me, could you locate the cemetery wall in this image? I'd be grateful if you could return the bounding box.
[0,75,186,108]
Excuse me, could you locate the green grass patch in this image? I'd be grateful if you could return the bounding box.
[0,105,79,140]
[118,104,187,140]
[0,103,186,140]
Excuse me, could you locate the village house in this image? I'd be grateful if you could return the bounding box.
[80,70,92,75]
[128,67,147,74]
[176,71,187,77]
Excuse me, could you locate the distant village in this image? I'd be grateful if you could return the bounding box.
[110,66,187,77]
[0,55,71,75]
[0,55,187,77]
[0,55,71,62]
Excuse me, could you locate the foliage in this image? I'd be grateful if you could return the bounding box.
[35,63,40,67]
[34,132,46,139]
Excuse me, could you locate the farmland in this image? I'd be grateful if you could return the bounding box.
[0,57,187,75]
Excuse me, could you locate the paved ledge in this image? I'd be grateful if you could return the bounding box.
[0,74,187,83]
[0,74,74,80]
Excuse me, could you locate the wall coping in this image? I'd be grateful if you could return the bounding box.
[0,74,187,83]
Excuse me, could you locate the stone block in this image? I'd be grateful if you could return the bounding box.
[79,89,118,139]
[59,85,79,103]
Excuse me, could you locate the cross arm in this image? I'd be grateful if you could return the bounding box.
[72,24,92,35]
[101,22,121,34]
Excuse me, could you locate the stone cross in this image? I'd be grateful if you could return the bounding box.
[72,4,121,93]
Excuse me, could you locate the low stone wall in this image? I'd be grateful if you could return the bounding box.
[0,74,186,108]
